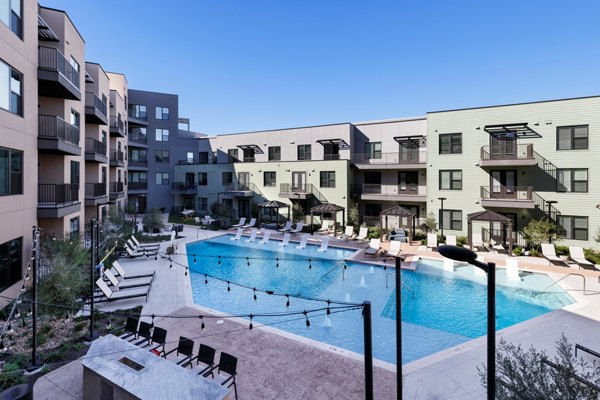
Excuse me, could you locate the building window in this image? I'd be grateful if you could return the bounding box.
[364,203,382,217]
[129,127,147,142]
[155,172,169,185]
[557,125,588,150]
[69,217,79,240]
[186,152,194,164]
[320,171,335,188]
[128,104,147,119]
[227,149,238,163]
[264,171,276,187]
[268,146,281,161]
[297,145,311,161]
[0,237,21,292]
[155,150,169,163]
[155,106,170,120]
[398,171,418,192]
[222,172,233,186]
[198,152,209,164]
[128,171,147,183]
[155,129,169,142]
[365,142,382,159]
[439,133,462,154]
[130,149,146,162]
[0,60,22,115]
[557,215,588,241]
[557,169,588,193]
[198,197,208,212]
[439,170,462,190]
[0,0,22,37]
[198,172,207,186]
[0,147,22,195]
[440,210,462,231]
[70,161,79,189]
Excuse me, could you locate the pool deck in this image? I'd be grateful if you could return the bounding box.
[34,223,600,399]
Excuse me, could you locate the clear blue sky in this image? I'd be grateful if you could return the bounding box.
[43,1,600,134]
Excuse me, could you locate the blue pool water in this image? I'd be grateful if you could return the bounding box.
[187,235,574,364]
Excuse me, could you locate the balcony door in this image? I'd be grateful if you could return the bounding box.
[292,172,306,192]
[398,171,418,193]
[238,172,250,190]
[490,170,516,198]
[490,137,517,159]
[185,172,195,187]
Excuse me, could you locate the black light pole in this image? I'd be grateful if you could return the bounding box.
[438,245,495,400]
[27,226,41,370]
[438,197,446,238]
[546,200,558,243]
[395,256,403,400]
[363,301,373,400]
[89,218,97,341]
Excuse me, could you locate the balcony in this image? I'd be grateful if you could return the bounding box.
[352,152,426,170]
[171,182,196,195]
[480,185,535,209]
[109,150,125,167]
[128,182,148,193]
[127,111,148,127]
[85,183,108,206]
[352,183,426,202]
[479,144,537,167]
[84,138,107,163]
[243,157,255,163]
[129,135,148,147]
[37,183,80,218]
[38,115,81,156]
[224,183,255,198]
[38,47,81,100]
[279,183,327,202]
[84,92,108,125]
[109,182,124,201]
[323,154,340,160]
[109,116,126,137]
[128,158,148,169]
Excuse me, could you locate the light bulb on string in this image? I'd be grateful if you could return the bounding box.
[218,256,221,265]
[7,324,13,334]
[276,258,279,268]
[248,314,253,330]
[304,311,310,328]
[150,314,155,329]
[327,300,331,315]
[106,312,112,330]
[253,288,257,302]
[193,255,197,265]
[227,281,231,292]
[199,315,205,331]
[204,274,208,285]
[246,257,250,266]
[308,258,312,270]
[285,294,290,307]
[185,267,188,276]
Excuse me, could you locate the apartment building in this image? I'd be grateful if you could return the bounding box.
[106,72,128,210]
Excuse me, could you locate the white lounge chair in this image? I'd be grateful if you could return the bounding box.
[388,240,401,257]
[102,268,152,290]
[290,222,304,234]
[541,243,568,266]
[356,227,368,241]
[506,259,521,282]
[95,278,150,303]
[296,234,308,249]
[490,239,507,254]
[128,238,159,253]
[279,221,293,232]
[471,233,486,251]
[242,218,256,228]
[443,258,454,272]
[569,246,594,269]
[246,228,258,242]
[131,235,160,249]
[194,217,201,224]
[365,238,381,257]
[427,233,437,251]
[259,230,271,245]
[445,235,457,246]
[340,226,354,240]
[180,209,194,218]
[317,236,330,252]
[124,244,148,258]
[232,217,246,228]
[230,228,243,241]
[317,220,330,233]
[112,261,155,281]
[278,233,291,247]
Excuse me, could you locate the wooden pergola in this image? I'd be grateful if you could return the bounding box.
[379,205,416,243]
[467,210,513,255]
[310,203,345,237]
[257,200,290,228]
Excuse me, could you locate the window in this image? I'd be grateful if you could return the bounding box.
[320,171,335,188]
[439,170,462,190]
[70,56,80,75]
[227,149,238,163]
[128,104,147,119]
[222,172,233,185]
[558,215,588,241]
[364,203,382,217]
[242,148,255,162]
[128,171,147,183]
[70,161,79,188]
[130,149,146,162]
[0,60,22,115]
[155,106,170,120]
[198,197,208,212]
[69,217,79,240]
[0,147,22,195]
[557,126,588,150]
[1,0,22,37]
[101,130,107,144]
[323,143,339,160]
[155,150,169,163]
[155,129,169,142]
[155,172,169,185]
[398,171,418,192]
[365,142,382,159]
[198,152,209,164]
[268,146,281,161]
[129,127,147,142]
[0,237,21,292]
[186,152,194,164]
[440,210,462,231]
[557,169,588,193]
[264,171,276,187]
[297,144,311,160]
[439,133,462,154]
[198,172,207,186]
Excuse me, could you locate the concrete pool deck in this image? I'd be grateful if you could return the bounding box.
[34,223,600,399]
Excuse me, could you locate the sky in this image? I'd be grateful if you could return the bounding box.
[42,1,600,135]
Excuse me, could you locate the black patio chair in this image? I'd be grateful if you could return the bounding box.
[184,343,216,376]
[147,326,168,356]
[133,321,152,346]
[118,317,139,340]
[203,352,238,400]
[163,336,195,365]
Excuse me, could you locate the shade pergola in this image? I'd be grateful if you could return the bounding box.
[379,205,416,243]
[257,200,290,228]
[467,210,513,254]
[310,203,345,237]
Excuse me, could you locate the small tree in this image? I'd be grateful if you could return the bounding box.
[98,205,134,253]
[595,226,600,243]
[479,335,600,399]
[291,203,304,223]
[142,208,164,233]
[347,203,360,231]
[420,212,438,233]
[521,218,559,251]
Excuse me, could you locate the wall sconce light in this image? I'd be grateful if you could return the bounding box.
[285,169,290,172]
[475,126,481,130]
[534,122,540,126]
[545,121,552,125]
[258,170,262,172]
[475,163,479,166]
[312,169,315,172]
[290,141,295,144]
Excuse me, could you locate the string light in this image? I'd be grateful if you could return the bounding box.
[227,281,231,292]
[304,310,310,328]
[193,256,196,265]
[204,274,208,284]
[308,258,312,269]
[327,300,331,315]
[286,294,290,307]
[248,314,253,330]
[199,316,205,331]
[276,258,279,268]
[218,256,221,265]
[253,288,257,301]
[185,267,188,276]
[105,313,112,330]
[150,314,155,329]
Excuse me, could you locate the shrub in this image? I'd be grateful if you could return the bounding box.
[521,218,560,251]
[512,246,523,256]
[291,203,304,223]
[420,213,438,233]
[367,227,382,239]
[584,248,600,264]
[347,203,360,230]
[0,363,24,389]
[457,236,468,246]
[529,249,540,257]
[554,245,569,256]
[142,208,164,233]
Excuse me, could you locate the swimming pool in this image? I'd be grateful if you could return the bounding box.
[187,235,574,365]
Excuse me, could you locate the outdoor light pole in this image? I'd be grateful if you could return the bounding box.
[438,197,447,238]
[546,200,558,243]
[438,245,496,400]
[395,256,403,400]
[28,226,41,370]
[363,301,373,400]
[89,218,97,341]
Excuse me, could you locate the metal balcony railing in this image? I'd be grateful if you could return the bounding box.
[243,157,255,163]
[109,182,124,193]
[85,92,107,116]
[480,185,533,201]
[128,182,147,191]
[128,110,147,120]
[38,183,79,207]
[128,158,147,167]
[110,116,125,134]
[110,150,124,163]
[85,183,107,198]
[353,183,421,196]
[279,183,327,202]
[323,154,340,160]
[224,183,251,192]
[480,144,534,160]
[129,135,147,145]
[85,137,106,156]
[38,46,80,88]
[38,115,80,146]
[352,152,423,165]
[171,182,196,192]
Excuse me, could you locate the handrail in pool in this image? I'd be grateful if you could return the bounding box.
[540,273,587,295]
[385,272,414,296]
